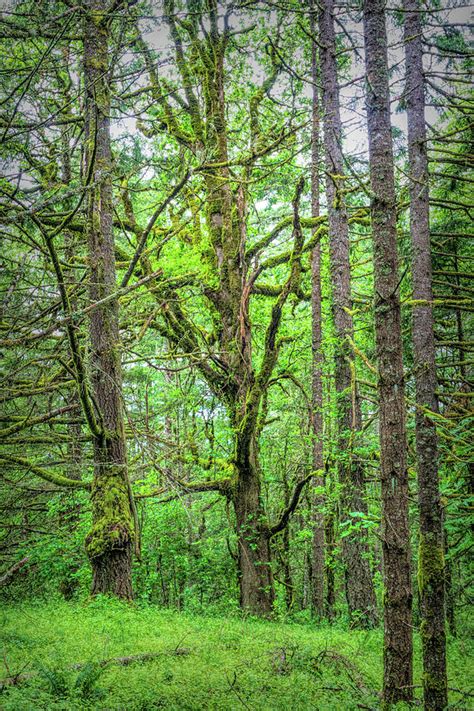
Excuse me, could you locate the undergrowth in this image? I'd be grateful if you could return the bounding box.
[0,598,472,710]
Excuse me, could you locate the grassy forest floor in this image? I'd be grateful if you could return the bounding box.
[0,599,472,710]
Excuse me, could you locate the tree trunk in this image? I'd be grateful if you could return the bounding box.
[91,547,133,599]
[325,505,336,620]
[363,0,413,703]
[234,463,274,616]
[232,428,274,616]
[83,0,134,599]
[310,0,325,620]
[319,0,377,627]
[403,2,447,707]
[60,91,83,600]
[444,530,455,636]
[281,466,294,612]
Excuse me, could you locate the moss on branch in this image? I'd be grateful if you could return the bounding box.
[0,454,89,489]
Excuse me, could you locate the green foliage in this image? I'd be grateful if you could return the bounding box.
[339,511,379,539]
[0,4,472,706]
[73,663,106,700]
[1,601,472,710]
[37,665,69,698]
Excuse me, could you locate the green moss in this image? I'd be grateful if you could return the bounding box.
[422,671,448,692]
[85,466,134,560]
[418,533,444,596]
[87,55,106,71]
[90,10,106,26]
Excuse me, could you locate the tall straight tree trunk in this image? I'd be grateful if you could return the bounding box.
[309,1,325,620]
[363,0,413,703]
[319,0,377,627]
[83,1,134,599]
[444,530,455,636]
[61,120,83,599]
[403,2,447,707]
[61,127,83,485]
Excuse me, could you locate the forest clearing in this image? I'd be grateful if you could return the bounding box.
[1,600,473,709]
[0,0,472,709]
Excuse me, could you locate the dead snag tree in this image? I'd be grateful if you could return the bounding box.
[319,0,377,627]
[363,0,413,702]
[403,0,448,707]
[83,0,135,598]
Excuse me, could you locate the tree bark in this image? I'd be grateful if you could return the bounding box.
[232,428,275,617]
[319,0,377,627]
[310,0,325,621]
[444,530,455,637]
[324,506,336,619]
[234,438,274,616]
[83,1,134,599]
[363,0,413,703]
[403,2,447,707]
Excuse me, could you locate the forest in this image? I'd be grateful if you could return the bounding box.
[0,0,472,709]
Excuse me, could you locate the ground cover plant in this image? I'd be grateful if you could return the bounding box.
[1,600,472,710]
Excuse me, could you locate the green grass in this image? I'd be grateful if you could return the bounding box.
[0,600,472,710]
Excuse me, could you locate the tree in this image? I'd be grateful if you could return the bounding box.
[0,0,471,658]
[132,0,321,614]
[309,0,325,620]
[82,0,135,598]
[0,0,137,599]
[404,1,448,706]
[319,0,377,628]
[363,0,413,702]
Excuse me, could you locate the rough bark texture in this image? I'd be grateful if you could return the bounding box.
[403,2,447,707]
[310,2,325,620]
[83,1,134,599]
[324,508,336,619]
[235,462,274,616]
[319,0,377,627]
[363,0,413,703]
[444,530,455,636]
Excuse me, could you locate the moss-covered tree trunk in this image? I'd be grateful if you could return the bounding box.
[233,440,274,616]
[60,85,83,599]
[281,463,294,612]
[83,0,134,599]
[363,0,413,703]
[403,1,447,707]
[310,0,326,621]
[319,0,377,628]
